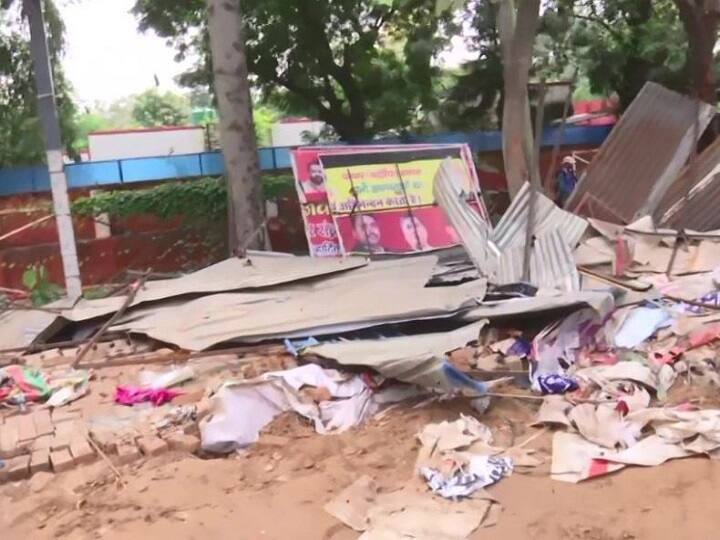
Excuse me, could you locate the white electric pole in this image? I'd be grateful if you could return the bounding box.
[23,0,82,300]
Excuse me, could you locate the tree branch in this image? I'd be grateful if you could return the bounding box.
[573,13,624,40]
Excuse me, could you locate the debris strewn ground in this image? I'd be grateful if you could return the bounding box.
[5,81,720,539]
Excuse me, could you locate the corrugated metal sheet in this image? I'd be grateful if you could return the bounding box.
[493,230,579,291]
[566,82,714,223]
[436,161,583,291]
[531,231,580,291]
[304,320,488,391]
[434,159,497,275]
[492,182,588,250]
[661,172,720,231]
[64,252,369,322]
[0,309,63,351]
[461,290,615,319]
[655,136,720,223]
[110,257,489,350]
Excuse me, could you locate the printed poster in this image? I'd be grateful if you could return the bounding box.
[319,147,484,255]
[291,144,485,256]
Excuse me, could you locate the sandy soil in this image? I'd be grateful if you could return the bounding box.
[3,390,720,540]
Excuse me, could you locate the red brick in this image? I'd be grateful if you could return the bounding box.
[69,438,96,465]
[32,434,53,451]
[17,414,36,443]
[6,455,30,481]
[3,415,21,432]
[164,432,200,454]
[51,409,82,424]
[50,433,71,451]
[88,428,119,454]
[0,424,20,459]
[32,410,53,437]
[54,419,83,437]
[29,450,51,475]
[136,436,168,457]
[116,444,141,465]
[50,449,75,473]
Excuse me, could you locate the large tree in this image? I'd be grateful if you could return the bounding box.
[438,1,504,130]
[132,88,190,127]
[133,0,448,141]
[673,0,720,103]
[496,0,541,198]
[0,1,77,166]
[206,0,264,252]
[542,0,717,108]
[1,0,82,298]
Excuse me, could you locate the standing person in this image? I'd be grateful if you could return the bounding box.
[555,156,578,207]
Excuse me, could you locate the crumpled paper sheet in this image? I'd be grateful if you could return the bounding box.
[420,454,513,499]
[325,475,498,540]
[551,407,720,482]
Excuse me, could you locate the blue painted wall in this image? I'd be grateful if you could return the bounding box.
[0,125,612,197]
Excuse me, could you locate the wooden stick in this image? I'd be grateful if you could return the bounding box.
[72,274,149,368]
[0,334,125,355]
[485,392,545,401]
[85,434,125,485]
[0,214,54,242]
[513,426,548,449]
[76,344,286,370]
[663,294,720,312]
[2,302,64,314]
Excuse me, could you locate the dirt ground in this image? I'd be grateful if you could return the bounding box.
[3,389,720,540]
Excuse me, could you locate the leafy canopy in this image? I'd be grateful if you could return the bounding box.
[132,0,451,140]
[131,88,190,127]
[0,1,78,166]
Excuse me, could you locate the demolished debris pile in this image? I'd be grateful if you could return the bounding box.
[6,81,720,538]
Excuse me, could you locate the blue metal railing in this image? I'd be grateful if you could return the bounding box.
[0,125,612,196]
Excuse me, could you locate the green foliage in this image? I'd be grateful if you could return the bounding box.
[22,264,61,306]
[0,2,78,166]
[72,111,110,152]
[253,105,282,146]
[132,0,450,140]
[71,174,295,221]
[100,96,138,128]
[545,0,690,108]
[132,89,191,127]
[438,0,504,130]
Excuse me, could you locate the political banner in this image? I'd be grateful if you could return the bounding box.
[318,146,486,256]
[291,144,485,257]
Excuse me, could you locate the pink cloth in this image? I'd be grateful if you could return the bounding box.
[114,385,182,406]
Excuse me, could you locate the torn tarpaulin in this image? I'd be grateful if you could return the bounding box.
[199,364,421,453]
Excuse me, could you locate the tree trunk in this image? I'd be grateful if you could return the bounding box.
[496,0,541,199]
[206,0,265,253]
[675,0,720,104]
[24,0,82,299]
